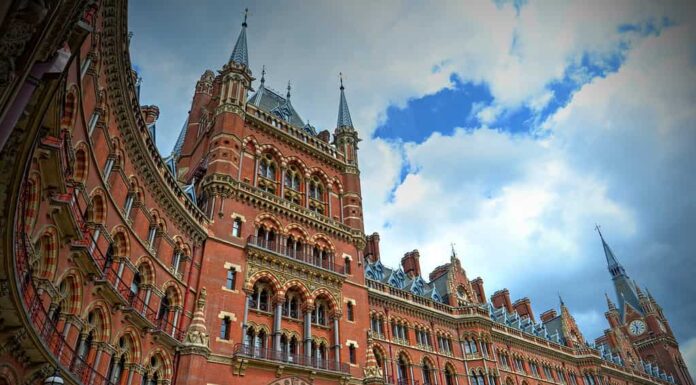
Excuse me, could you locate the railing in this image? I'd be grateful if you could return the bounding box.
[15,185,116,385]
[247,235,346,275]
[233,343,351,374]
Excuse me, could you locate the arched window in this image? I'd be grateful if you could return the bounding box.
[158,295,170,322]
[257,227,276,250]
[344,256,352,275]
[130,271,141,297]
[232,217,242,237]
[422,360,434,385]
[308,176,324,214]
[312,302,326,325]
[74,148,88,184]
[397,354,410,384]
[252,281,272,312]
[445,366,456,385]
[107,340,126,385]
[284,165,302,204]
[258,154,277,194]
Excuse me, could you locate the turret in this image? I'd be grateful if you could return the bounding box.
[335,75,363,231]
[218,9,253,114]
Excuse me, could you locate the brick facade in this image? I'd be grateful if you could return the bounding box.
[0,2,692,385]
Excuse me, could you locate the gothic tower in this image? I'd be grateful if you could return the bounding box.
[598,228,694,385]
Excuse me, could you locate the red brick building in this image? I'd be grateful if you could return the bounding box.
[0,2,692,385]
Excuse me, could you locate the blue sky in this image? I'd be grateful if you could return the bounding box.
[130,0,696,376]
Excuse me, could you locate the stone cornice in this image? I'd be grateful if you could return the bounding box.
[101,0,208,244]
[201,173,365,247]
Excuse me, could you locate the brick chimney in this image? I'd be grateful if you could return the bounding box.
[364,232,381,262]
[491,289,513,313]
[540,309,558,322]
[317,129,331,143]
[470,277,486,304]
[141,105,160,124]
[401,250,421,278]
[513,297,535,323]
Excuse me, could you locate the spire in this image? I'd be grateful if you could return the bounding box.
[182,288,211,353]
[260,65,265,84]
[337,73,354,128]
[595,225,643,318]
[229,8,249,67]
[596,224,626,277]
[558,293,565,307]
[286,81,291,99]
[605,293,617,311]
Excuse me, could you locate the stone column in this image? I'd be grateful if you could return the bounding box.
[253,153,260,187]
[333,316,340,365]
[274,296,283,353]
[304,305,313,358]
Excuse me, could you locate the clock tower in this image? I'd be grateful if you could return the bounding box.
[597,228,694,385]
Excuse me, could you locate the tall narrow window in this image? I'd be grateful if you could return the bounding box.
[226,267,236,290]
[232,217,242,237]
[147,226,157,249]
[344,257,351,274]
[172,251,182,275]
[103,157,115,181]
[220,316,231,340]
[123,193,134,219]
[87,111,100,136]
[349,344,356,364]
[347,302,354,321]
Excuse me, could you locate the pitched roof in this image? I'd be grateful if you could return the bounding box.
[249,83,309,130]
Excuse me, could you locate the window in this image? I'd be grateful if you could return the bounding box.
[284,166,302,204]
[147,226,157,249]
[308,177,324,214]
[530,362,540,377]
[313,302,326,325]
[488,374,497,385]
[123,193,134,219]
[422,361,434,385]
[514,357,525,373]
[226,267,236,290]
[349,344,356,364]
[87,110,100,136]
[220,316,231,340]
[347,302,354,321]
[232,217,242,237]
[258,155,277,194]
[103,157,115,180]
[171,251,182,275]
[344,257,351,274]
[445,367,456,385]
[251,283,270,311]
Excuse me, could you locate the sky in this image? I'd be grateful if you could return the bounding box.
[129,0,696,376]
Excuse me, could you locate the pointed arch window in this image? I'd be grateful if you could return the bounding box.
[284,166,303,204]
[258,154,277,194]
[308,176,325,214]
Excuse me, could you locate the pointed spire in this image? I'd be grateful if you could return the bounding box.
[595,224,626,277]
[260,65,266,84]
[183,288,211,351]
[605,293,617,311]
[558,293,565,307]
[286,81,291,99]
[229,8,249,67]
[336,72,354,128]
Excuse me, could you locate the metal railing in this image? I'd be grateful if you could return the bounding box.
[247,235,346,275]
[233,343,350,374]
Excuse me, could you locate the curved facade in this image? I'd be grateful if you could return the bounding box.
[0,1,692,385]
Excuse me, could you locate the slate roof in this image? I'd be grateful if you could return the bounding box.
[249,82,311,132]
[364,259,443,303]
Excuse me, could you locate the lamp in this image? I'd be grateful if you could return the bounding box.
[44,368,64,385]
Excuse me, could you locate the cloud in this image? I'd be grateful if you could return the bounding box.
[130,0,696,347]
[362,12,696,342]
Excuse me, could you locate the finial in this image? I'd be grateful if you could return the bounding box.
[287,81,291,99]
[339,72,344,90]
[558,292,565,306]
[260,65,266,84]
[242,8,248,27]
[450,243,457,258]
[595,223,605,240]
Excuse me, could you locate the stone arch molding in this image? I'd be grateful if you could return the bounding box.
[267,377,312,385]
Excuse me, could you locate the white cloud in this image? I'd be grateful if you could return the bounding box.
[362,14,696,340]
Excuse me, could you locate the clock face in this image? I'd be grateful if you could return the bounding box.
[628,320,647,336]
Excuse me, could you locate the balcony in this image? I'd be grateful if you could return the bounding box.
[233,343,350,374]
[246,235,346,275]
